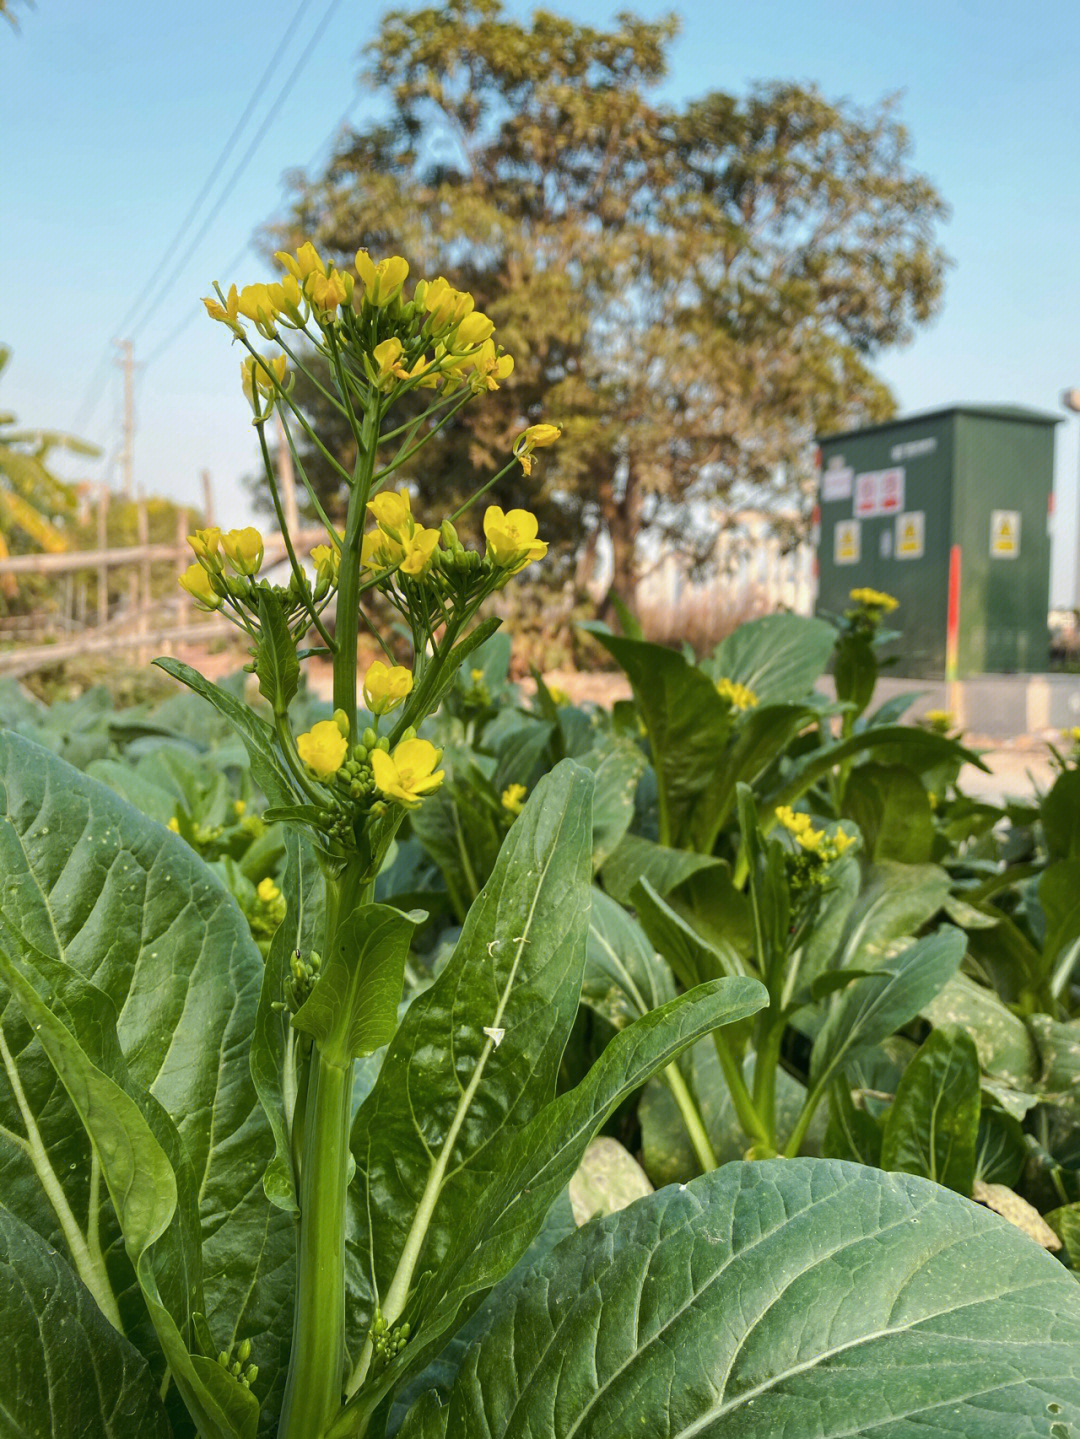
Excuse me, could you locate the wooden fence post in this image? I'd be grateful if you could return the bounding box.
[97,484,109,627]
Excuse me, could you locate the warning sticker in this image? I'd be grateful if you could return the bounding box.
[854,467,905,518]
[895,511,925,560]
[990,510,1021,558]
[834,519,860,565]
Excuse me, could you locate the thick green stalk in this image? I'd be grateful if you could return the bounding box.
[333,402,380,730]
[711,1030,772,1152]
[663,1062,718,1173]
[278,868,364,1439]
[751,1011,786,1148]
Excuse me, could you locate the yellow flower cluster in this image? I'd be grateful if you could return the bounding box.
[363,489,442,577]
[922,709,956,734]
[849,587,899,613]
[775,806,855,862]
[179,525,267,609]
[501,783,527,816]
[715,677,759,711]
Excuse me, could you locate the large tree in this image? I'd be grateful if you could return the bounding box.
[268,0,948,610]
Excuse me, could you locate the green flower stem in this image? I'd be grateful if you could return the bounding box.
[278,867,365,1439]
[333,400,381,731]
[783,1073,829,1158]
[710,1030,772,1152]
[277,1051,352,1439]
[663,1062,718,1173]
[751,1011,786,1147]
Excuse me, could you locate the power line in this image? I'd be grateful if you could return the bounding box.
[142,94,362,371]
[68,0,323,439]
[129,0,345,347]
[112,0,316,342]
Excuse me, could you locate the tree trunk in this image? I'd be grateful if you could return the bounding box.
[598,465,642,629]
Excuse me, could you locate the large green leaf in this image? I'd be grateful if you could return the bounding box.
[344,762,595,1366]
[599,833,721,906]
[844,762,934,864]
[154,658,292,805]
[832,860,951,969]
[336,976,767,1436]
[921,973,1039,1088]
[0,1204,172,1439]
[707,612,837,702]
[583,888,675,1030]
[410,1159,1080,1439]
[810,926,967,1090]
[579,736,646,870]
[881,1025,981,1194]
[580,625,734,848]
[254,595,299,715]
[0,734,291,1423]
[0,943,257,1439]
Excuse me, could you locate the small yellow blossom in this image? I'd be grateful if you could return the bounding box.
[257,877,281,904]
[548,686,571,706]
[266,273,305,323]
[187,526,222,567]
[484,505,548,575]
[849,587,899,613]
[275,241,326,283]
[418,277,475,332]
[398,527,441,576]
[242,353,289,413]
[311,543,340,586]
[179,563,222,611]
[296,720,349,777]
[370,738,444,807]
[715,677,758,711]
[233,799,247,817]
[501,783,527,816]
[361,530,404,572]
[471,668,485,683]
[167,816,181,833]
[203,284,242,333]
[367,487,413,539]
[451,311,495,349]
[513,422,561,476]
[237,283,279,334]
[363,660,413,716]
[464,339,514,392]
[355,251,409,307]
[1063,726,1080,746]
[221,527,264,576]
[371,337,411,388]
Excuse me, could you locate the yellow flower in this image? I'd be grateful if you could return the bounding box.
[311,543,340,584]
[257,877,281,904]
[849,587,899,613]
[241,353,288,412]
[501,783,527,816]
[715,677,759,711]
[179,563,222,611]
[363,660,413,716]
[187,526,222,567]
[775,806,854,864]
[296,720,349,778]
[233,799,247,817]
[266,273,306,323]
[513,422,561,476]
[203,284,242,333]
[237,283,279,334]
[275,241,326,283]
[221,527,264,576]
[367,487,413,540]
[371,337,410,388]
[418,277,475,332]
[483,506,547,575]
[464,340,514,392]
[547,686,571,706]
[355,251,409,307]
[451,311,495,349]
[167,816,181,833]
[370,738,444,806]
[361,530,404,572]
[306,267,353,315]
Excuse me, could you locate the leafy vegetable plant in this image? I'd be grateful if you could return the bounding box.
[3,244,1080,1439]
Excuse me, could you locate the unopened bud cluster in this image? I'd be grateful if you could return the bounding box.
[216,1337,258,1391]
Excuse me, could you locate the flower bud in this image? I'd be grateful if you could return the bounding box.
[221,527,264,576]
[333,708,350,738]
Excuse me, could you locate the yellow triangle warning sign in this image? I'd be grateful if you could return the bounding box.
[896,511,924,559]
[990,510,1020,558]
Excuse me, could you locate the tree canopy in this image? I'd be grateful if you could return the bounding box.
[268,0,949,608]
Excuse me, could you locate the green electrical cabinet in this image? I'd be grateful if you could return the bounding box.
[814,405,1058,678]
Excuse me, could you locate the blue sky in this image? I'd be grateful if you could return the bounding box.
[3,0,1079,600]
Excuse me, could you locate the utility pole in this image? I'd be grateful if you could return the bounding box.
[115,339,135,498]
